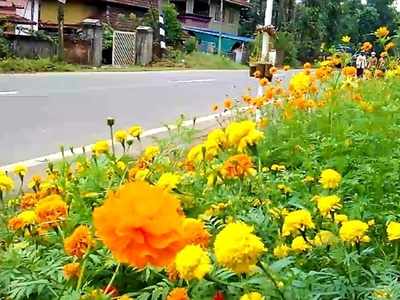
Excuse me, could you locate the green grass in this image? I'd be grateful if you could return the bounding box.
[0,58,83,73]
[184,52,246,69]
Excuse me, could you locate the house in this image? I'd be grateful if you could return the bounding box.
[171,0,252,54]
[0,0,36,33]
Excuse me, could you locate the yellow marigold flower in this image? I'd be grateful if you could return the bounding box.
[259,78,269,87]
[214,222,265,273]
[64,225,93,258]
[289,72,312,94]
[114,130,128,143]
[166,287,189,300]
[225,120,264,152]
[135,168,150,181]
[319,169,341,189]
[273,244,291,258]
[339,220,370,245]
[175,245,211,280]
[35,195,68,228]
[313,230,336,247]
[13,164,28,177]
[63,262,80,280]
[92,140,109,156]
[277,184,292,194]
[271,164,286,172]
[212,104,219,112]
[334,214,348,224]
[316,195,342,217]
[282,209,315,237]
[291,236,312,252]
[341,35,351,43]
[157,172,181,191]
[269,67,278,74]
[240,292,265,300]
[303,62,312,69]
[8,210,37,230]
[220,154,256,179]
[386,221,400,241]
[375,26,390,38]
[224,98,234,110]
[283,65,290,71]
[128,125,142,138]
[0,174,14,192]
[207,128,226,147]
[119,295,134,300]
[116,161,127,171]
[143,145,160,161]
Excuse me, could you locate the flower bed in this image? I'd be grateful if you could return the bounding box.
[2,62,400,300]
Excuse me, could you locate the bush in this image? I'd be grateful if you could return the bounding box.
[184,36,197,54]
[0,58,80,73]
[162,3,182,46]
[274,31,299,66]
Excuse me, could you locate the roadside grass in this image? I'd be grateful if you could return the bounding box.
[0,52,246,73]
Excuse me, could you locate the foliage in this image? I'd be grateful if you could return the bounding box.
[102,23,114,50]
[0,58,81,73]
[183,52,245,69]
[162,3,183,46]
[274,31,298,66]
[0,26,11,58]
[184,36,198,54]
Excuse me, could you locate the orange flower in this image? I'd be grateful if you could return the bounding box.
[167,263,179,281]
[167,288,189,300]
[20,193,38,210]
[220,154,256,179]
[64,225,93,257]
[212,104,219,112]
[316,68,329,81]
[93,181,186,268]
[35,195,68,228]
[63,262,80,280]
[242,95,252,104]
[283,65,290,71]
[259,78,269,87]
[385,42,395,51]
[342,66,357,77]
[375,26,390,39]
[253,70,262,78]
[224,98,234,110]
[304,62,312,69]
[8,216,24,231]
[269,67,278,75]
[183,218,210,248]
[375,69,384,78]
[361,42,373,52]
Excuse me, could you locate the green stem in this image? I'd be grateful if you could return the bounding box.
[258,263,285,300]
[105,263,120,295]
[76,257,88,291]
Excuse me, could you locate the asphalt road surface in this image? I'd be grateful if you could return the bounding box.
[0,69,294,165]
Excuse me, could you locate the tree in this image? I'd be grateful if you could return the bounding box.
[162,3,183,46]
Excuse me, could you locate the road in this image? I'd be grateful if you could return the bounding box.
[0,69,294,166]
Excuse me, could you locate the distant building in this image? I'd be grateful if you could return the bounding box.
[171,0,252,55]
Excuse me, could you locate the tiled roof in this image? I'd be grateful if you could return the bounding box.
[0,0,35,24]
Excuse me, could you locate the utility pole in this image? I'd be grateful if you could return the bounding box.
[261,0,273,62]
[217,0,223,55]
[57,0,65,61]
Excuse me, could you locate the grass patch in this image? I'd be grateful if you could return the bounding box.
[0,58,82,73]
[184,52,246,69]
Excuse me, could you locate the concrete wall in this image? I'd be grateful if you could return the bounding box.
[40,0,99,25]
[208,1,239,35]
[9,35,55,58]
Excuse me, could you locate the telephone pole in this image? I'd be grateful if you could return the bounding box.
[57,0,65,61]
[261,0,273,62]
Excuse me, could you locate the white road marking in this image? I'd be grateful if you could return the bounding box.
[0,90,18,95]
[0,109,245,171]
[171,79,216,83]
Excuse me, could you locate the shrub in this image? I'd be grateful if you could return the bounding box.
[184,36,197,54]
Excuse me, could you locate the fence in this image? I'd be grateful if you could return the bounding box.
[112,30,136,66]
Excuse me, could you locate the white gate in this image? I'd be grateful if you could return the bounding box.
[112,30,136,66]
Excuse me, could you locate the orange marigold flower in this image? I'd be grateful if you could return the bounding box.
[93,181,186,268]
[269,67,278,75]
[212,104,219,112]
[224,98,234,110]
[63,262,80,280]
[304,62,312,69]
[20,192,38,209]
[259,78,269,87]
[167,262,179,281]
[220,154,256,179]
[375,26,390,39]
[8,216,24,231]
[316,68,329,81]
[167,288,189,300]
[183,218,210,248]
[375,69,384,78]
[342,66,357,77]
[64,225,93,257]
[361,42,373,52]
[283,65,290,71]
[35,195,68,228]
[253,70,262,78]
[385,42,395,51]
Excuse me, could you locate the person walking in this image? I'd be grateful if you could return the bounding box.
[378,52,387,72]
[356,52,367,78]
[368,52,378,70]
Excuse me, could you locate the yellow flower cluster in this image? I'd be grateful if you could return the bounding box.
[319,169,341,189]
[339,220,370,245]
[316,195,342,217]
[92,140,109,156]
[282,209,315,236]
[174,245,211,280]
[240,292,265,300]
[156,172,181,191]
[386,221,400,241]
[225,120,264,152]
[214,222,265,273]
[0,172,14,193]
